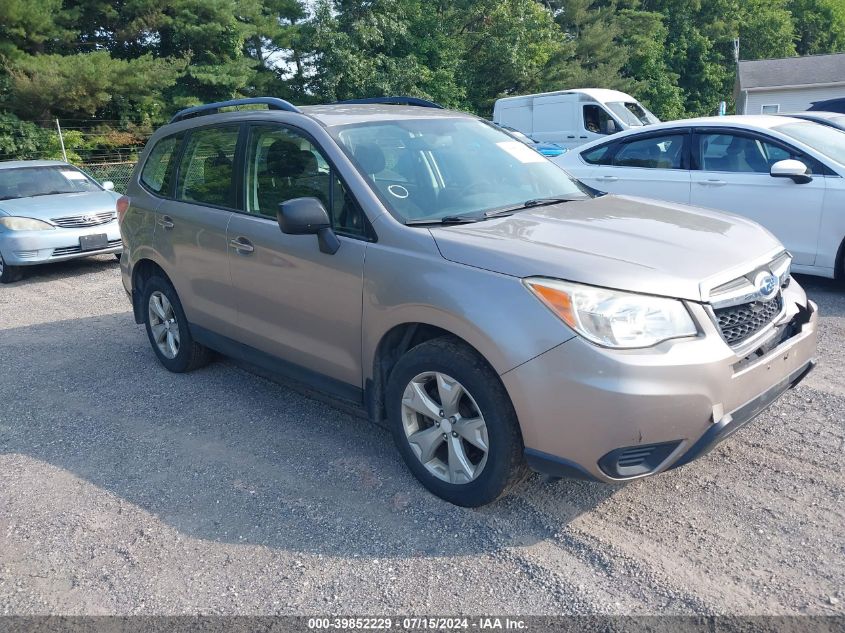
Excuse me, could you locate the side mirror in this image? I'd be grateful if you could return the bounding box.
[278,197,340,255]
[102,181,115,191]
[604,119,617,135]
[770,159,812,184]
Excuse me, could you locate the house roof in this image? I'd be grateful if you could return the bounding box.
[737,53,845,90]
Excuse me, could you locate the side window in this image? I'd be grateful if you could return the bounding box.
[141,134,182,194]
[582,143,614,165]
[245,125,367,237]
[613,134,686,169]
[698,133,800,174]
[583,105,614,135]
[176,126,239,208]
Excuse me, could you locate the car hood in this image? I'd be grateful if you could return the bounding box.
[0,190,119,220]
[429,195,784,302]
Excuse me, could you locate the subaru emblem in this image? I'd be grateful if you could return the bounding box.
[754,271,779,301]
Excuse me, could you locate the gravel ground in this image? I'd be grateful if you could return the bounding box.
[0,256,843,616]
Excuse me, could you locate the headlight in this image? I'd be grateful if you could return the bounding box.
[0,217,55,231]
[524,278,697,349]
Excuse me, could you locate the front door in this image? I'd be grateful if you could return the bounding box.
[227,123,369,396]
[690,130,825,266]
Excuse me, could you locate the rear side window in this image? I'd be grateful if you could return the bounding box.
[582,144,614,165]
[140,134,182,194]
[613,134,686,169]
[176,126,240,208]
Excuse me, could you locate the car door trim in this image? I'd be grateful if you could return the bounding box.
[190,323,364,403]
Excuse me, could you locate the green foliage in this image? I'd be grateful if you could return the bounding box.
[1,0,844,160]
[4,52,186,121]
[788,0,845,56]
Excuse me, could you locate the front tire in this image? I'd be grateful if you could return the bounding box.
[386,337,528,507]
[0,252,22,284]
[142,275,212,372]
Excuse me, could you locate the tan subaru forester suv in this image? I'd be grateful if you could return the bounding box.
[119,97,818,506]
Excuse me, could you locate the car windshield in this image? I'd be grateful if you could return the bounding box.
[606,101,659,127]
[0,165,101,200]
[333,118,589,223]
[773,121,845,166]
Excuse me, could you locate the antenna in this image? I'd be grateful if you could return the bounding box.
[733,38,740,62]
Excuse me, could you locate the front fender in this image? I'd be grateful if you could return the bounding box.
[362,243,574,380]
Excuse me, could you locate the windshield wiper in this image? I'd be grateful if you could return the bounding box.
[484,196,581,218]
[28,190,73,197]
[405,215,486,226]
[405,196,582,225]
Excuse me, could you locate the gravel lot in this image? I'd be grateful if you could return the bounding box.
[0,256,843,616]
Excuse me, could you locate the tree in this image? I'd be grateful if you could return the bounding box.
[4,52,185,122]
[788,0,845,56]
[616,9,686,120]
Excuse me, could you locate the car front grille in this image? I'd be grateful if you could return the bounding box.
[51,211,115,228]
[52,239,122,257]
[714,294,783,347]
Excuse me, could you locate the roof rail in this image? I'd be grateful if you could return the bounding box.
[170,97,301,124]
[334,96,444,109]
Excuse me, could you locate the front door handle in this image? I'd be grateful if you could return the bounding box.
[229,237,255,254]
[700,179,727,186]
[596,176,618,182]
[157,215,174,229]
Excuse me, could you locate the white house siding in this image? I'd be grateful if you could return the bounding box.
[741,85,845,114]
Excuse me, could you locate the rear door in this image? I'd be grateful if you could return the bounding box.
[226,123,368,396]
[579,130,692,203]
[154,124,241,337]
[689,128,825,265]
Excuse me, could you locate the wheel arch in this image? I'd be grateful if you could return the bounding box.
[367,322,502,427]
[835,235,845,281]
[131,258,173,324]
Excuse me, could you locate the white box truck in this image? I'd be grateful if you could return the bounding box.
[492,88,659,150]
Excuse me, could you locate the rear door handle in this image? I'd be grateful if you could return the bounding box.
[157,215,174,229]
[700,179,727,186]
[228,237,255,254]
[596,176,618,182]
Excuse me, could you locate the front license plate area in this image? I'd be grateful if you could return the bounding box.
[79,233,108,251]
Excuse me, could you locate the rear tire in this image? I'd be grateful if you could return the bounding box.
[386,337,528,507]
[142,275,212,372]
[0,252,22,284]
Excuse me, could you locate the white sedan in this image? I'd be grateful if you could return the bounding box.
[554,115,845,278]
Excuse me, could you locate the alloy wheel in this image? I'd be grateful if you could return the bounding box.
[148,290,180,359]
[400,371,489,484]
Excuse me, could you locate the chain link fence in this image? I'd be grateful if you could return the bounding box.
[82,161,137,193]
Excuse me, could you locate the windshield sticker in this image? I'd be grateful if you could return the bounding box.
[60,170,88,181]
[496,141,545,164]
[387,184,409,199]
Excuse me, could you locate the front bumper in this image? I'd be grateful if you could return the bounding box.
[503,282,818,483]
[0,222,122,265]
